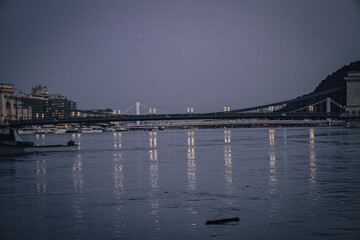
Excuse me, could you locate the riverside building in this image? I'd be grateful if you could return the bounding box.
[20,85,77,120]
[0,83,32,122]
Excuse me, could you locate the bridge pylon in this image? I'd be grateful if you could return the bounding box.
[326,97,331,113]
[136,102,140,125]
[342,72,360,127]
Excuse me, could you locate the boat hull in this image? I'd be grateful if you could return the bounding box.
[0,144,25,155]
[0,144,77,156]
[24,145,78,154]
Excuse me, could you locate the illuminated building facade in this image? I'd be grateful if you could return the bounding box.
[0,83,32,121]
[20,85,77,120]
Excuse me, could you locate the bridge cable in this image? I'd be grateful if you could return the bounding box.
[121,104,136,114]
[330,99,345,109]
[139,103,168,114]
[288,98,328,113]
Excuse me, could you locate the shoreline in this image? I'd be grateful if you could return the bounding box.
[14,119,345,134]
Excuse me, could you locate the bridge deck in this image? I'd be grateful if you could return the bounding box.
[8,112,342,127]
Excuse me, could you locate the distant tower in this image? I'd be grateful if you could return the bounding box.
[136,102,140,126]
[343,72,360,127]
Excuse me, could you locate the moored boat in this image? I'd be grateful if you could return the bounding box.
[17,127,36,135]
[65,128,80,133]
[144,126,158,131]
[0,126,77,156]
[80,127,95,133]
[54,129,66,134]
[103,127,115,132]
[115,127,128,131]
[90,126,104,133]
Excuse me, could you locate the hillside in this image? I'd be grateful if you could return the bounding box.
[284,60,360,112]
[313,60,360,94]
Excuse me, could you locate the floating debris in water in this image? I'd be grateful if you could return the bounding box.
[205,217,240,225]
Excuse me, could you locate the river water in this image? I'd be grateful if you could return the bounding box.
[1,127,360,239]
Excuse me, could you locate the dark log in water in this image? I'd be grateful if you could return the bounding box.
[205,217,240,225]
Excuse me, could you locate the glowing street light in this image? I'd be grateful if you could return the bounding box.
[309,105,314,113]
[149,108,156,115]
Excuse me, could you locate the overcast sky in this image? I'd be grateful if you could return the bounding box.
[1,0,360,113]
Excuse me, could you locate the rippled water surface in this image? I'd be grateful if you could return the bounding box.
[1,127,360,239]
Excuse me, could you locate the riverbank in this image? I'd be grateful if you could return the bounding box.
[14,119,345,134]
[153,119,344,129]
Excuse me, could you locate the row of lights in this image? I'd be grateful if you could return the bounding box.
[71,112,81,117]
[268,105,315,113]
[35,113,45,118]
[108,105,318,115]
[33,105,317,118]
[149,108,156,114]
[109,107,232,115]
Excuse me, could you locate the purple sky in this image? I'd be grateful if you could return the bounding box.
[1,0,360,113]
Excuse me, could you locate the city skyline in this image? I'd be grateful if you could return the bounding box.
[1,0,360,113]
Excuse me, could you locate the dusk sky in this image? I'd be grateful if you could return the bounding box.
[1,0,360,113]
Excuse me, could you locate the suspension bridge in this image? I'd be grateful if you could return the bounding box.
[2,63,359,128]
[7,92,346,127]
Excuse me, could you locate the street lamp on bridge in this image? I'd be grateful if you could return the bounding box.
[268,106,274,113]
[309,105,314,113]
[149,108,156,115]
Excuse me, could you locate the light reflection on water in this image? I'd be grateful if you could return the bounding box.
[35,159,47,193]
[268,129,279,220]
[73,153,84,212]
[148,132,161,239]
[72,133,83,231]
[149,132,159,190]
[309,128,316,186]
[187,131,196,191]
[186,131,198,223]
[224,130,232,185]
[224,130,233,213]
[268,129,277,185]
[113,132,125,238]
[2,128,360,239]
